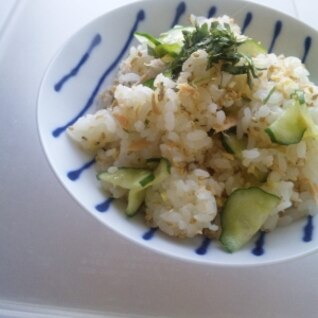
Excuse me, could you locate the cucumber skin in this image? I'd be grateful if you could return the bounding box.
[126,189,146,216]
[265,127,306,145]
[221,134,236,154]
[220,187,280,253]
[139,174,155,187]
[264,101,308,145]
[221,133,244,156]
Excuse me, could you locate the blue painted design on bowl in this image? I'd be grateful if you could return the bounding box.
[252,231,266,256]
[171,2,186,27]
[67,158,95,181]
[207,6,217,18]
[242,12,253,34]
[268,20,282,53]
[54,34,102,92]
[95,198,114,212]
[303,215,314,242]
[302,36,312,63]
[142,227,158,240]
[195,237,211,255]
[52,10,145,138]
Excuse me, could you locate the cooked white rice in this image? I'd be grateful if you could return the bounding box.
[68,15,318,239]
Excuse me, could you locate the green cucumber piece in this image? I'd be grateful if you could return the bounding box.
[153,158,171,185]
[98,158,171,216]
[221,132,245,158]
[220,187,280,252]
[158,25,194,46]
[97,168,154,190]
[265,102,307,145]
[134,32,161,49]
[125,158,171,215]
[135,26,194,58]
[153,43,182,57]
[238,39,267,57]
[126,189,146,216]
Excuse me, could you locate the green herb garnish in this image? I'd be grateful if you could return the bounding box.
[144,118,150,127]
[143,78,155,89]
[170,22,260,85]
[135,21,263,87]
[263,86,276,104]
[291,89,305,105]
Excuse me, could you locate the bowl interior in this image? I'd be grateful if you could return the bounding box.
[38,0,318,266]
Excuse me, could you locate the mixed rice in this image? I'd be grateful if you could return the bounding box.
[68,15,318,251]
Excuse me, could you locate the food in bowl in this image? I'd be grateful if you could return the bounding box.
[67,15,318,252]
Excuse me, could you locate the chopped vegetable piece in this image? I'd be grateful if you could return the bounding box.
[135,26,193,58]
[263,86,276,104]
[97,168,154,189]
[158,25,194,46]
[238,39,267,57]
[126,189,146,216]
[220,187,280,252]
[97,159,171,216]
[134,32,161,48]
[153,158,171,184]
[291,89,305,105]
[265,101,308,145]
[221,132,245,158]
[170,22,260,85]
[143,78,155,89]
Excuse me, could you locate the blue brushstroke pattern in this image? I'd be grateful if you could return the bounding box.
[171,2,186,27]
[303,215,314,242]
[142,228,158,240]
[241,12,252,34]
[195,237,211,255]
[95,198,114,212]
[52,10,145,138]
[54,34,102,92]
[207,6,217,18]
[252,231,266,256]
[268,20,282,53]
[67,158,95,181]
[302,36,312,64]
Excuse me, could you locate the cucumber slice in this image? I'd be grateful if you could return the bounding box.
[125,158,171,215]
[153,158,171,185]
[98,159,171,216]
[126,189,146,216]
[135,26,194,58]
[221,132,245,157]
[265,102,307,145]
[220,187,280,252]
[97,168,154,190]
[159,25,194,47]
[238,39,267,57]
[134,32,161,49]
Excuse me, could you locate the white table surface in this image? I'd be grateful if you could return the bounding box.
[1,0,318,317]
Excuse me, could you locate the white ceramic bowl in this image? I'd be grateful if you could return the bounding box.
[38,0,318,266]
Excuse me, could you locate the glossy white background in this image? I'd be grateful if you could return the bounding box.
[1,0,318,317]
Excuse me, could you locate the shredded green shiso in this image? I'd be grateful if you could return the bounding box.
[135,21,261,86]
